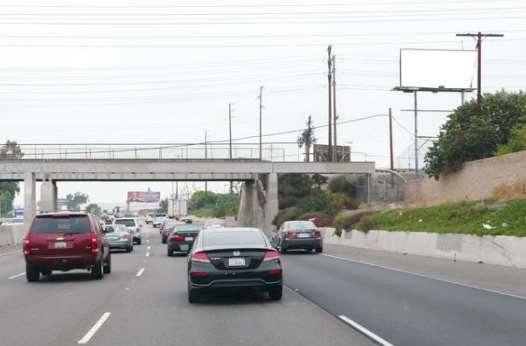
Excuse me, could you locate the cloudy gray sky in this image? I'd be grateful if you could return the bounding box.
[4,0,525,206]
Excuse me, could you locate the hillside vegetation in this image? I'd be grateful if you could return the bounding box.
[356,197,526,237]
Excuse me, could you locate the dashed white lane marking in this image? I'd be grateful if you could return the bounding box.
[0,250,21,257]
[339,315,395,346]
[147,246,151,250]
[77,312,111,344]
[8,272,25,279]
[321,254,526,301]
[146,252,150,257]
[136,268,145,277]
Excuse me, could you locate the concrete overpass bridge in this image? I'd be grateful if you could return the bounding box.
[0,158,375,234]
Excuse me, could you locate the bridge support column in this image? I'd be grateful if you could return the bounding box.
[237,173,279,237]
[24,172,36,230]
[39,179,57,213]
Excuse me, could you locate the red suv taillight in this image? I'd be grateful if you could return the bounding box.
[169,234,185,241]
[23,234,31,255]
[191,251,210,263]
[263,249,280,262]
[91,232,99,253]
[285,230,296,239]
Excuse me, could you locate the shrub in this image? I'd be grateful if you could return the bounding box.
[299,212,334,227]
[329,175,359,196]
[355,216,379,232]
[334,210,375,234]
[273,207,303,227]
[297,192,357,216]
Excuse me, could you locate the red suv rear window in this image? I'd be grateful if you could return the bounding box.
[31,215,91,234]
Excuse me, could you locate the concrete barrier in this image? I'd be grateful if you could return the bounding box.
[321,228,526,268]
[0,224,27,247]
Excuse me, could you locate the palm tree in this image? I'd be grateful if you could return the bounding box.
[297,115,316,162]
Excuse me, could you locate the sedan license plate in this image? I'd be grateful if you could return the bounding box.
[54,241,67,249]
[179,244,189,251]
[228,257,246,267]
[298,233,311,238]
[185,237,193,241]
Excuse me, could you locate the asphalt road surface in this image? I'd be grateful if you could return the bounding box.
[283,250,526,346]
[0,225,372,346]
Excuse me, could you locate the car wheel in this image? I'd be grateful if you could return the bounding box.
[167,248,173,257]
[188,283,200,303]
[91,259,104,280]
[103,253,112,274]
[317,247,323,253]
[162,236,167,244]
[26,264,40,282]
[280,246,287,254]
[269,286,283,301]
[137,238,142,245]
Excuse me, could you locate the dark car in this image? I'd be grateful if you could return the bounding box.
[105,224,134,252]
[167,224,202,256]
[23,212,111,282]
[276,220,322,253]
[161,219,181,243]
[187,227,282,303]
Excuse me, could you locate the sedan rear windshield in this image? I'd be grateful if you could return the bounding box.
[31,215,91,234]
[115,219,136,227]
[203,231,265,247]
[286,221,316,231]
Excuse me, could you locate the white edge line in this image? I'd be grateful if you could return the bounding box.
[0,250,21,257]
[8,272,25,279]
[339,315,395,346]
[136,268,145,277]
[321,254,526,301]
[77,312,111,344]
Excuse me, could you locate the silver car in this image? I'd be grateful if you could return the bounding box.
[105,224,134,252]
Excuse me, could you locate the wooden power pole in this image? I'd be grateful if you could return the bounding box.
[456,32,503,114]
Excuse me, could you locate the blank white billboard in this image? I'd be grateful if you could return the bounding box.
[400,49,477,89]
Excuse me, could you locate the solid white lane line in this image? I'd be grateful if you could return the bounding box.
[77,312,111,344]
[136,268,145,277]
[321,254,526,301]
[8,272,25,279]
[339,315,395,346]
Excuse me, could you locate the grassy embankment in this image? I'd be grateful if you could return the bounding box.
[355,197,526,237]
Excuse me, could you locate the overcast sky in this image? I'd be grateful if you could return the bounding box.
[4,0,525,206]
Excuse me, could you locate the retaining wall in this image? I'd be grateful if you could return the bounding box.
[322,228,526,268]
[0,224,27,247]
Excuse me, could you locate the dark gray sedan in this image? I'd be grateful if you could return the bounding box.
[167,224,202,256]
[105,224,134,253]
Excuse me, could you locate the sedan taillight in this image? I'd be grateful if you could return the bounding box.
[169,234,185,242]
[263,249,280,262]
[285,230,296,239]
[313,230,321,238]
[191,251,210,263]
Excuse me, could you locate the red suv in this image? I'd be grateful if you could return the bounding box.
[23,212,111,282]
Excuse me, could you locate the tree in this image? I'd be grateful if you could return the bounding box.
[65,192,89,211]
[85,203,102,215]
[0,141,23,216]
[159,198,169,213]
[311,174,328,191]
[297,115,316,162]
[190,191,217,210]
[278,174,313,209]
[496,123,526,155]
[329,175,359,197]
[424,91,526,179]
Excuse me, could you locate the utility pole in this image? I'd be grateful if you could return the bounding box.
[332,54,338,162]
[204,130,208,194]
[228,103,232,160]
[258,86,263,160]
[389,108,394,187]
[414,91,419,175]
[327,45,333,162]
[228,103,233,193]
[456,32,503,114]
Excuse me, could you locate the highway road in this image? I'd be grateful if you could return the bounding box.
[0,225,372,346]
[2,223,526,346]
